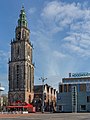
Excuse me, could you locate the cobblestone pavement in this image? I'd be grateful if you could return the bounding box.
[0,113,90,120]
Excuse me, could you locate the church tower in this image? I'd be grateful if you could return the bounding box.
[8,6,34,104]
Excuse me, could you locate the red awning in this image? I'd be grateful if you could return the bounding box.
[7,106,23,108]
[7,104,33,108]
[7,101,33,109]
[23,104,33,108]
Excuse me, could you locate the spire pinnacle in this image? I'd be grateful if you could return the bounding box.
[18,6,28,27]
[22,5,24,10]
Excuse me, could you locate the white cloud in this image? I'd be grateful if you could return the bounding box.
[41,1,84,31]
[28,7,36,15]
[30,1,90,89]
[0,50,10,62]
[63,42,90,57]
[40,1,90,57]
[53,50,66,58]
[41,1,61,19]
[47,60,60,76]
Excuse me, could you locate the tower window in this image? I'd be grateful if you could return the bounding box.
[16,65,19,88]
[23,21,25,25]
[17,46,20,58]
[17,46,19,55]
[17,32,21,40]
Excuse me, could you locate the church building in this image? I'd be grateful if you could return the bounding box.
[8,6,34,105]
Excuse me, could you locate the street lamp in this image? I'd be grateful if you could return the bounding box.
[39,77,47,113]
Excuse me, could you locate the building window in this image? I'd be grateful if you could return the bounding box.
[17,46,20,58]
[17,46,19,55]
[59,85,62,93]
[59,105,63,112]
[87,96,90,102]
[17,32,21,40]
[23,21,25,26]
[29,65,31,92]
[16,65,19,88]
[80,84,86,92]
[68,84,71,92]
[80,105,86,111]
[64,84,67,92]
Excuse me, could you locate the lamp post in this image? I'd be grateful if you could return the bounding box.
[39,77,47,113]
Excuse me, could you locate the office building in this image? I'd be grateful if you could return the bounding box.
[57,72,90,112]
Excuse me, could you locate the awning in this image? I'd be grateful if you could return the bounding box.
[23,104,33,108]
[7,100,33,109]
[7,104,33,108]
[7,106,23,108]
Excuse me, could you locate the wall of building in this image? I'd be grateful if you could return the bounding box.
[77,92,87,112]
[57,92,72,112]
[57,81,90,112]
[34,84,57,112]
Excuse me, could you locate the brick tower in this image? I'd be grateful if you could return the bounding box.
[8,6,34,105]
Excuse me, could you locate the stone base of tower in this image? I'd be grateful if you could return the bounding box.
[8,91,34,105]
[25,92,34,104]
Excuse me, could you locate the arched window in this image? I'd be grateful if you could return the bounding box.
[17,46,20,58]
[16,65,19,88]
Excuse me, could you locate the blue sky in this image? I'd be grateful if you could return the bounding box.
[1,0,90,93]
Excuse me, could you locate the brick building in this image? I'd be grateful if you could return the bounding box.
[34,84,57,112]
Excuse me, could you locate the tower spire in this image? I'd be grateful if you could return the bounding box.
[18,6,28,27]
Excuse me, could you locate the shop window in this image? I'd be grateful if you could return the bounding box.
[87,96,90,102]
[80,105,86,111]
[59,105,62,111]
[68,84,71,92]
[64,84,67,92]
[59,85,62,92]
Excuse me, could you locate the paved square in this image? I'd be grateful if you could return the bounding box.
[0,113,90,120]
